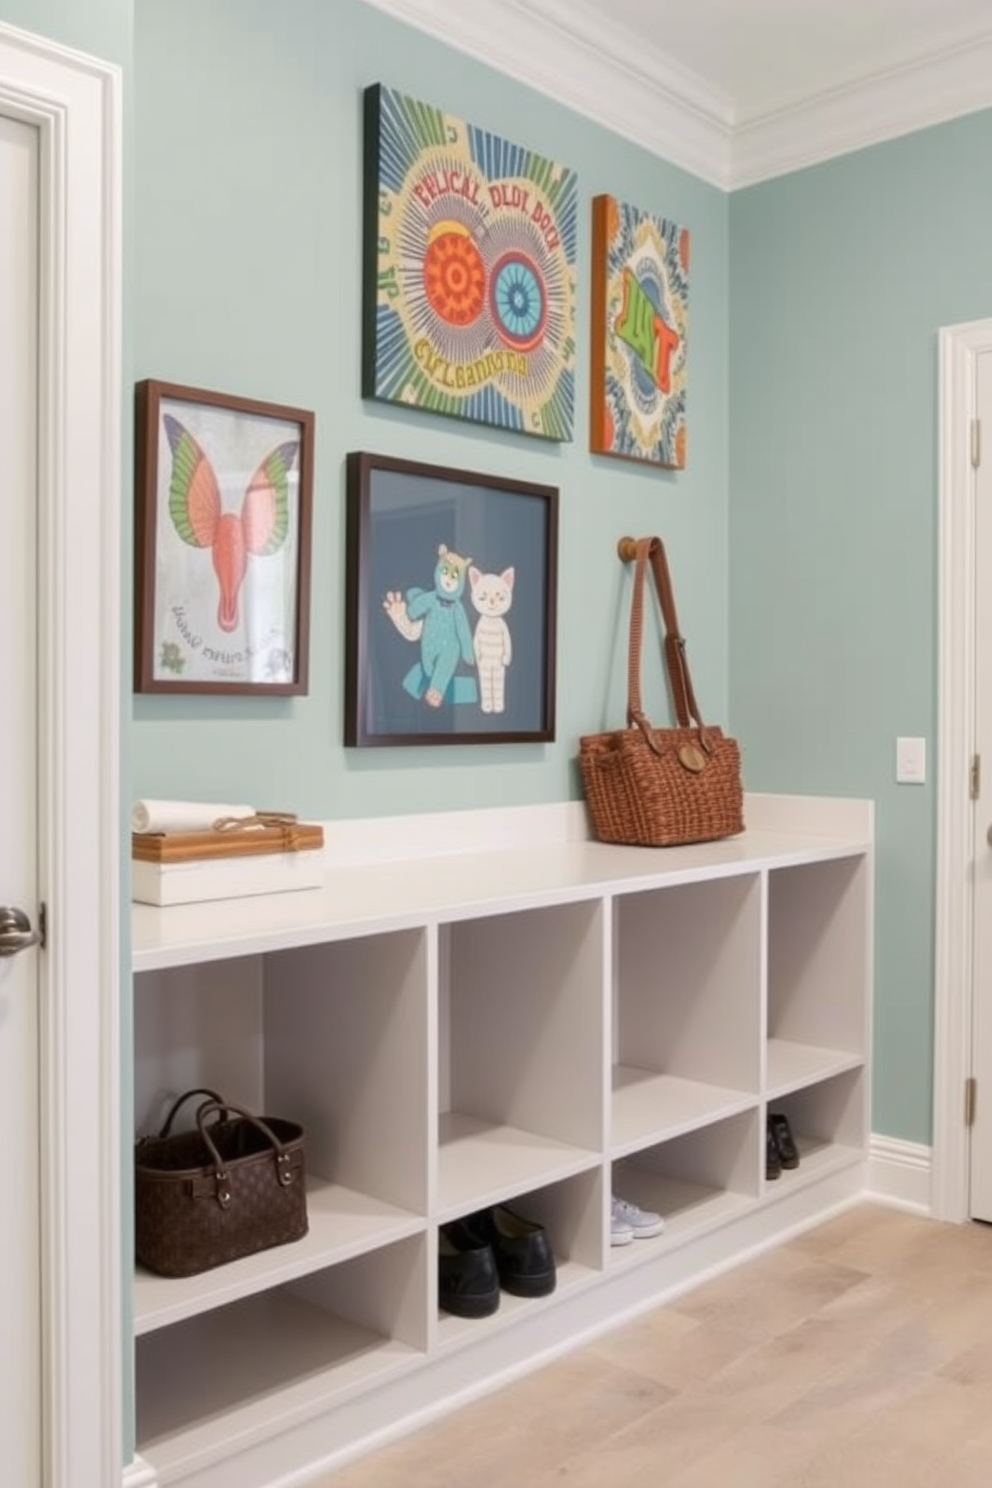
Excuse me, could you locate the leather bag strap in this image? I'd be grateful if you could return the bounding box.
[193,1100,297,1207]
[155,1087,226,1139]
[626,535,712,747]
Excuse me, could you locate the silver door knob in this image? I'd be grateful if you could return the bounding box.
[0,907,40,957]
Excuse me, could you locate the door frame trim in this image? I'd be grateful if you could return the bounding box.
[0,23,122,1482]
[933,318,992,1221]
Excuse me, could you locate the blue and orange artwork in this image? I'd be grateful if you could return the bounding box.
[590,194,688,468]
[363,83,577,441]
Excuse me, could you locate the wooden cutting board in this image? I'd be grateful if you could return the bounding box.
[132,822,324,864]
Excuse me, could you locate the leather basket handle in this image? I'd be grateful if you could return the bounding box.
[194,1099,297,1208]
[618,535,713,750]
[155,1087,226,1139]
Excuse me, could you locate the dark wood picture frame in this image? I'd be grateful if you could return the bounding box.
[345,451,558,746]
[134,379,315,695]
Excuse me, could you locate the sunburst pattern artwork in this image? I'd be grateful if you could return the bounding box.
[362,84,577,441]
[590,194,688,468]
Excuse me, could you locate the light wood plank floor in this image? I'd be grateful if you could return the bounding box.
[311,1203,992,1487]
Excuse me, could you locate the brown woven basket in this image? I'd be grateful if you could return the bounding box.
[579,536,744,848]
[135,1089,308,1277]
[580,722,743,847]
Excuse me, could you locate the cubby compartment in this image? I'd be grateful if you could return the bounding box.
[764,1069,866,1192]
[134,956,267,1133]
[435,1168,604,1349]
[612,874,762,1153]
[261,931,431,1217]
[133,929,430,1334]
[135,1234,427,1481]
[610,1109,760,1260]
[438,901,605,1216]
[767,854,869,1096]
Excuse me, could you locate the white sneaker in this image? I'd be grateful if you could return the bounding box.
[611,1194,664,1240]
[610,1203,634,1246]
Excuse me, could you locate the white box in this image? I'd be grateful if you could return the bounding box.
[131,847,325,906]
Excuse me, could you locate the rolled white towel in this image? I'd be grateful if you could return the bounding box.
[131,799,256,834]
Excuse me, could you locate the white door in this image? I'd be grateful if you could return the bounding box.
[969,348,992,1220]
[0,112,41,1482]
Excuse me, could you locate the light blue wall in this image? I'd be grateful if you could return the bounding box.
[9,0,968,1262]
[5,0,977,1464]
[0,0,128,61]
[131,0,731,819]
[729,110,992,1144]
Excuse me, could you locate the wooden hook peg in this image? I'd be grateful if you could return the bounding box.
[617,536,639,562]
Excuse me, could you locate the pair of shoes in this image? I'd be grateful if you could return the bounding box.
[438,1219,500,1317]
[438,1204,556,1316]
[766,1112,800,1180]
[610,1194,665,1246]
[766,1121,782,1180]
[472,1204,557,1297]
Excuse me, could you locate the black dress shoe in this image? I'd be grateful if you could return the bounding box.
[769,1112,800,1169]
[438,1219,500,1318]
[470,1204,557,1298]
[766,1122,782,1180]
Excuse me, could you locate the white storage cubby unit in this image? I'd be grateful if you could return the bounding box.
[129,793,872,1488]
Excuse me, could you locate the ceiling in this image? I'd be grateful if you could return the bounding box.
[360,0,992,187]
[579,0,992,121]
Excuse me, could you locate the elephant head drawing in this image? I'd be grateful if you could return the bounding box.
[163,413,298,633]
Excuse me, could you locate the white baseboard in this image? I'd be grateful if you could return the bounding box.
[123,1455,158,1488]
[867,1134,932,1215]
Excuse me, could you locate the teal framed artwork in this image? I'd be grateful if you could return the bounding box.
[345,451,558,746]
[362,83,577,441]
[589,194,689,468]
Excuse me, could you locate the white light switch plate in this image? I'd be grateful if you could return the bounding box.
[896,736,926,784]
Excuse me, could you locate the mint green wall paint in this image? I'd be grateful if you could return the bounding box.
[0,0,128,61]
[11,0,978,1463]
[729,110,992,1144]
[131,0,730,820]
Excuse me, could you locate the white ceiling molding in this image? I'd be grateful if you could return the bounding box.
[733,30,992,188]
[359,0,735,188]
[360,0,992,190]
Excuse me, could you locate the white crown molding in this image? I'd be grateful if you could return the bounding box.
[359,0,735,188]
[733,31,992,188]
[360,0,992,190]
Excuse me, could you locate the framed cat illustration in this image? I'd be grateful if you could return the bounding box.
[344,451,558,746]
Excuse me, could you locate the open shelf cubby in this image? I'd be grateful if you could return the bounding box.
[129,795,872,1488]
[611,1107,761,1262]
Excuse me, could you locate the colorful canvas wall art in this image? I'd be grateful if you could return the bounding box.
[590,194,689,468]
[363,83,577,441]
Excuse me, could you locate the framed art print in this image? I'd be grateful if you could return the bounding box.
[362,83,577,441]
[134,379,315,694]
[590,194,689,468]
[345,451,558,746]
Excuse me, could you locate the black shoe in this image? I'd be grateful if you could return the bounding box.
[438,1219,500,1318]
[769,1112,800,1170]
[470,1204,557,1298]
[766,1122,782,1180]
